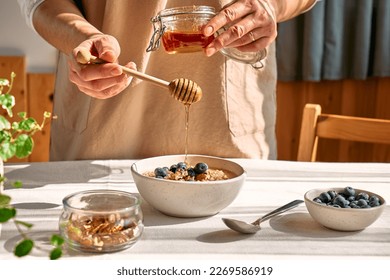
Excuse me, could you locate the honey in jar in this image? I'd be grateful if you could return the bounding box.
[162,30,214,54]
[148,6,215,54]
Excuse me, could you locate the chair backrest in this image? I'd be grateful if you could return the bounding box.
[297,103,390,162]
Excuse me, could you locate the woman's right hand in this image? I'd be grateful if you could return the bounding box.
[68,34,135,99]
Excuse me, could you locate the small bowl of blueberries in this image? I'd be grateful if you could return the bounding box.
[304,186,386,231]
[131,154,246,218]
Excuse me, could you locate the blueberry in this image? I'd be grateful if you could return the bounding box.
[349,201,358,207]
[361,204,371,208]
[154,167,167,178]
[333,195,349,208]
[369,195,380,204]
[328,190,337,200]
[313,197,323,204]
[343,186,356,197]
[369,200,380,207]
[347,196,355,202]
[169,164,178,173]
[318,192,331,203]
[357,199,368,207]
[187,168,196,177]
[350,202,360,209]
[176,162,187,171]
[369,196,381,207]
[194,162,208,174]
[356,192,369,201]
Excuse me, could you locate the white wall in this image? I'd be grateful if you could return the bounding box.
[0,0,57,73]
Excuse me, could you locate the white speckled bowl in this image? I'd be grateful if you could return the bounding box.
[131,155,246,218]
[304,188,386,231]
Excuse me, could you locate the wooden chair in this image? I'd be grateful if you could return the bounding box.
[297,103,390,162]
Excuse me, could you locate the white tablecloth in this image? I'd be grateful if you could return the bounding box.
[1,159,390,260]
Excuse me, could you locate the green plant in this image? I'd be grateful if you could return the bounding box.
[0,72,63,259]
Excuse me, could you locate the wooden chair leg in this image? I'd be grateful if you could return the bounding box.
[297,104,321,162]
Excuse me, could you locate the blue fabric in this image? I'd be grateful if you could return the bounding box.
[276,0,390,81]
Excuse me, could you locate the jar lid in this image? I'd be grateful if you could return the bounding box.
[157,5,216,17]
[62,189,141,213]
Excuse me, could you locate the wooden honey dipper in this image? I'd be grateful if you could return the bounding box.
[76,49,202,105]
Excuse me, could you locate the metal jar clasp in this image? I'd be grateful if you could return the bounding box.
[146,15,165,52]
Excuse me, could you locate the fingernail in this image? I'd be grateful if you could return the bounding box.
[101,51,116,63]
[204,26,214,36]
[205,46,217,57]
[111,67,122,76]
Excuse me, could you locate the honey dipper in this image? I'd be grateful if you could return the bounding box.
[76,49,202,105]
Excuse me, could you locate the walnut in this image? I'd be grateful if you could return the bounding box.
[65,213,141,251]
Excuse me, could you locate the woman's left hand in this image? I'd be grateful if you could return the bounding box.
[203,0,277,56]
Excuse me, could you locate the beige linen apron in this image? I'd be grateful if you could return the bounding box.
[50,0,277,161]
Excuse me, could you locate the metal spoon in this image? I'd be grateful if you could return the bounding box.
[222,199,304,234]
[76,49,203,105]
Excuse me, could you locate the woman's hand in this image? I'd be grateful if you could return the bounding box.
[203,0,277,56]
[68,34,134,99]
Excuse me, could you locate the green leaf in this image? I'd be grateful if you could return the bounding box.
[0,130,12,142]
[14,239,34,257]
[15,134,34,158]
[14,220,34,229]
[50,234,65,247]
[0,142,16,161]
[0,194,11,206]
[11,121,19,130]
[0,207,16,222]
[0,78,10,87]
[50,247,62,260]
[0,115,11,131]
[17,112,27,119]
[0,93,15,117]
[12,180,23,188]
[18,118,38,131]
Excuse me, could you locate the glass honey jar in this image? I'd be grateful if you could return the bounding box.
[147,5,267,69]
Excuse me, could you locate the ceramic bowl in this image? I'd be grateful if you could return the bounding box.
[304,187,386,231]
[131,154,246,218]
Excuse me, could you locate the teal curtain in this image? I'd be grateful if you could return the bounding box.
[276,0,390,81]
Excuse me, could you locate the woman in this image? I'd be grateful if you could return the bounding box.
[18,0,317,161]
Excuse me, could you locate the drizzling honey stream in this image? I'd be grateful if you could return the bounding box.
[76,49,201,161]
